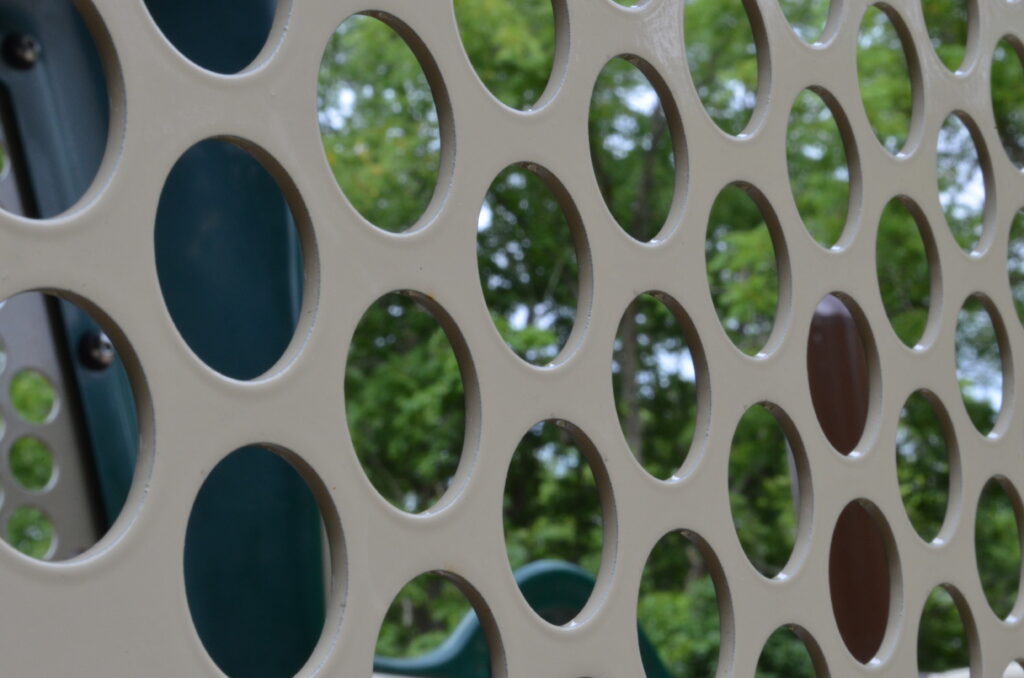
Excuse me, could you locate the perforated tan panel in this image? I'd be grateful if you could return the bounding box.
[0,0,1021,676]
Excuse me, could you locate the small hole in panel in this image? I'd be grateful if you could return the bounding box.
[5,506,54,561]
[613,294,701,480]
[806,295,871,455]
[777,0,831,43]
[857,6,914,154]
[637,532,722,677]
[143,0,277,74]
[917,586,970,673]
[828,501,892,663]
[1009,210,1024,325]
[318,14,442,233]
[975,478,1021,620]
[876,198,932,347]
[375,573,499,676]
[937,114,987,252]
[955,296,1004,435]
[705,185,780,356]
[992,38,1024,169]
[684,0,760,136]
[345,293,467,513]
[787,90,850,248]
[477,165,582,366]
[756,627,817,677]
[589,57,678,242]
[9,436,54,492]
[154,139,308,381]
[503,421,608,623]
[10,370,57,424]
[896,392,951,543]
[922,0,969,72]
[184,446,333,678]
[728,405,798,578]
[454,0,556,110]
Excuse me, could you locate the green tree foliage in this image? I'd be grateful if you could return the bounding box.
[317,0,1010,671]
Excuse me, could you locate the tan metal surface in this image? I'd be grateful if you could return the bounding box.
[0,0,1021,676]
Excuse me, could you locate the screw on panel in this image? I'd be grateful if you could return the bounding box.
[78,331,115,370]
[3,34,41,69]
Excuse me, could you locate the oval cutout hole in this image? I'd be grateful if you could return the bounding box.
[345,292,468,513]
[318,14,443,232]
[728,404,799,577]
[976,478,1022,620]
[589,57,679,242]
[857,6,914,154]
[918,586,971,673]
[876,198,933,347]
[829,501,892,663]
[184,446,333,678]
[478,166,582,365]
[684,0,760,135]
[705,185,780,356]
[896,392,951,543]
[454,0,556,110]
[503,421,609,623]
[613,294,701,480]
[638,531,722,677]
[955,296,1005,435]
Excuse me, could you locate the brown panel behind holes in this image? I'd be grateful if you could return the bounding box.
[808,295,888,662]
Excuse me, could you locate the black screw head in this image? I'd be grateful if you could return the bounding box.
[78,331,115,370]
[3,34,41,70]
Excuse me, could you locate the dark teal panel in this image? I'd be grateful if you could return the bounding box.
[185,447,326,678]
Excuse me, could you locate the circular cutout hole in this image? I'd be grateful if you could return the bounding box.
[955,296,1004,435]
[0,291,142,560]
[705,184,780,356]
[876,198,933,347]
[6,506,54,560]
[477,165,583,365]
[777,0,831,43]
[975,478,1021,619]
[1008,210,1024,325]
[728,404,799,577]
[155,139,308,381]
[589,56,679,242]
[374,572,499,676]
[922,0,969,71]
[896,391,951,543]
[828,501,892,662]
[318,13,443,233]
[0,2,111,218]
[684,0,760,136]
[992,38,1024,169]
[9,436,54,492]
[454,0,556,110]
[345,292,468,513]
[184,446,333,678]
[503,421,609,622]
[637,531,722,677]
[806,294,871,455]
[143,0,276,74]
[613,294,702,480]
[917,586,971,673]
[787,90,850,248]
[756,627,819,676]
[857,6,914,154]
[937,113,987,251]
[9,369,57,424]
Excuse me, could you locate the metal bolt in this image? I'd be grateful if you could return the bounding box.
[78,331,115,370]
[3,34,41,70]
